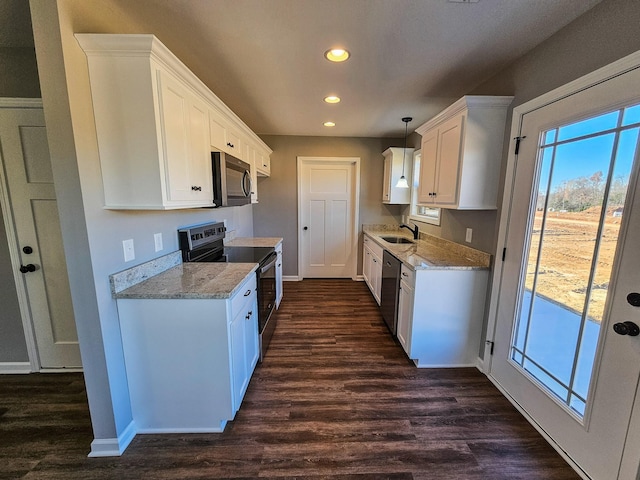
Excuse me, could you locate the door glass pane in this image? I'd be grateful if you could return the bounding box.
[511,104,640,418]
[556,110,619,143]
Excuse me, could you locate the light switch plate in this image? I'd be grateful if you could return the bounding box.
[154,233,163,252]
[123,239,135,262]
[465,228,473,243]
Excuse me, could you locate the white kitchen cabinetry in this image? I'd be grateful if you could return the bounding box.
[415,96,512,210]
[209,107,243,158]
[398,266,488,367]
[382,147,414,204]
[117,275,258,433]
[396,264,414,352]
[76,33,271,209]
[158,70,212,204]
[255,148,271,176]
[275,242,283,308]
[363,234,383,304]
[244,143,258,203]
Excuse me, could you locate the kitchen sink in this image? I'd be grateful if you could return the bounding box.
[380,236,415,244]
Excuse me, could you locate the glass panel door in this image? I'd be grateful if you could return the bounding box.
[511,104,640,418]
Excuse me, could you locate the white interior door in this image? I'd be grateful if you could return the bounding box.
[490,63,640,479]
[298,157,359,279]
[0,103,81,369]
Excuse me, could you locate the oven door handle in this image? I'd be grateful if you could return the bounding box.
[260,252,278,274]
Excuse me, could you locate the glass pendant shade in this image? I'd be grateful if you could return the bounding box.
[396,175,409,188]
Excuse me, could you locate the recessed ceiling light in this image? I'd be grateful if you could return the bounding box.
[324,121,336,127]
[324,95,341,104]
[324,48,350,62]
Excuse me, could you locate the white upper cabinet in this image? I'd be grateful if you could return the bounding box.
[76,34,271,209]
[382,147,414,204]
[209,107,243,158]
[255,148,271,177]
[158,70,212,203]
[415,96,513,210]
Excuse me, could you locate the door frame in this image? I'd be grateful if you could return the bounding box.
[484,50,640,479]
[0,98,44,372]
[296,156,360,280]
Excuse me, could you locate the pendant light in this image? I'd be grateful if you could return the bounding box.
[396,116,412,188]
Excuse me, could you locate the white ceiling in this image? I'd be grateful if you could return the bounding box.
[7,0,603,137]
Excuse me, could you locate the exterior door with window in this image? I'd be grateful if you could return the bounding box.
[490,62,640,479]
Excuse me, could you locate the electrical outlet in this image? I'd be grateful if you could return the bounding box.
[154,233,163,252]
[465,228,473,243]
[122,239,135,262]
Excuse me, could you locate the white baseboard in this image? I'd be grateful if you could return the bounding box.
[475,356,486,373]
[355,274,364,281]
[283,275,301,281]
[0,362,32,374]
[88,420,137,457]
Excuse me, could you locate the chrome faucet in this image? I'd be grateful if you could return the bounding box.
[400,223,419,240]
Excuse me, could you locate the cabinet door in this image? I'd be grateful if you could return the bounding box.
[244,298,259,373]
[397,280,414,355]
[417,128,438,204]
[244,142,259,203]
[188,98,213,201]
[382,154,392,202]
[209,109,227,151]
[433,114,464,206]
[225,127,242,157]
[159,70,211,203]
[158,70,192,201]
[229,309,247,413]
[256,149,270,176]
[371,252,382,305]
[275,245,283,308]
[363,245,372,288]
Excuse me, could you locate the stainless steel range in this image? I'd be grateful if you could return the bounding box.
[178,222,277,361]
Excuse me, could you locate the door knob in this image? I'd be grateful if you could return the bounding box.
[23,246,33,254]
[303,226,308,230]
[627,293,640,307]
[613,321,640,336]
[19,264,36,273]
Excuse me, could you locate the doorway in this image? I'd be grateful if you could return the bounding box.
[487,53,640,479]
[0,100,81,370]
[297,157,360,279]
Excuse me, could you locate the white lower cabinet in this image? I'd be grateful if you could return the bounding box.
[118,275,258,433]
[398,265,488,367]
[275,243,283,308]
[397,265,414,352]
[363,235,383,304]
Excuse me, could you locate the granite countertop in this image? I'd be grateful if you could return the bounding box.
[363,225,491,271]
[225,237,283,248]
[113,262,258,300]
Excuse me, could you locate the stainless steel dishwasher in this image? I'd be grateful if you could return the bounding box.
[380,250,402,336]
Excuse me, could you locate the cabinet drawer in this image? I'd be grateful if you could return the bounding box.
[364,234,384,259]
[230,274,257,320]
[400,264,415,286]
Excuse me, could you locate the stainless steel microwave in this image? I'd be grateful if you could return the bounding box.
[211,152,252,207]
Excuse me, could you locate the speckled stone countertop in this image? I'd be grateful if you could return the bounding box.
[113,263,258,300]
[225,237,283,248]
[363,225,491,271]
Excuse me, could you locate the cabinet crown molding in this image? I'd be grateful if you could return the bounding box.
[415,95,513,136]
[75,33,271,154]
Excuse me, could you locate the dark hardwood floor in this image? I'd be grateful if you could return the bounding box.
[0,279,580,479]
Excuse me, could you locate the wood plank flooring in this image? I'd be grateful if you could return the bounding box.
[0,279,580,479]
